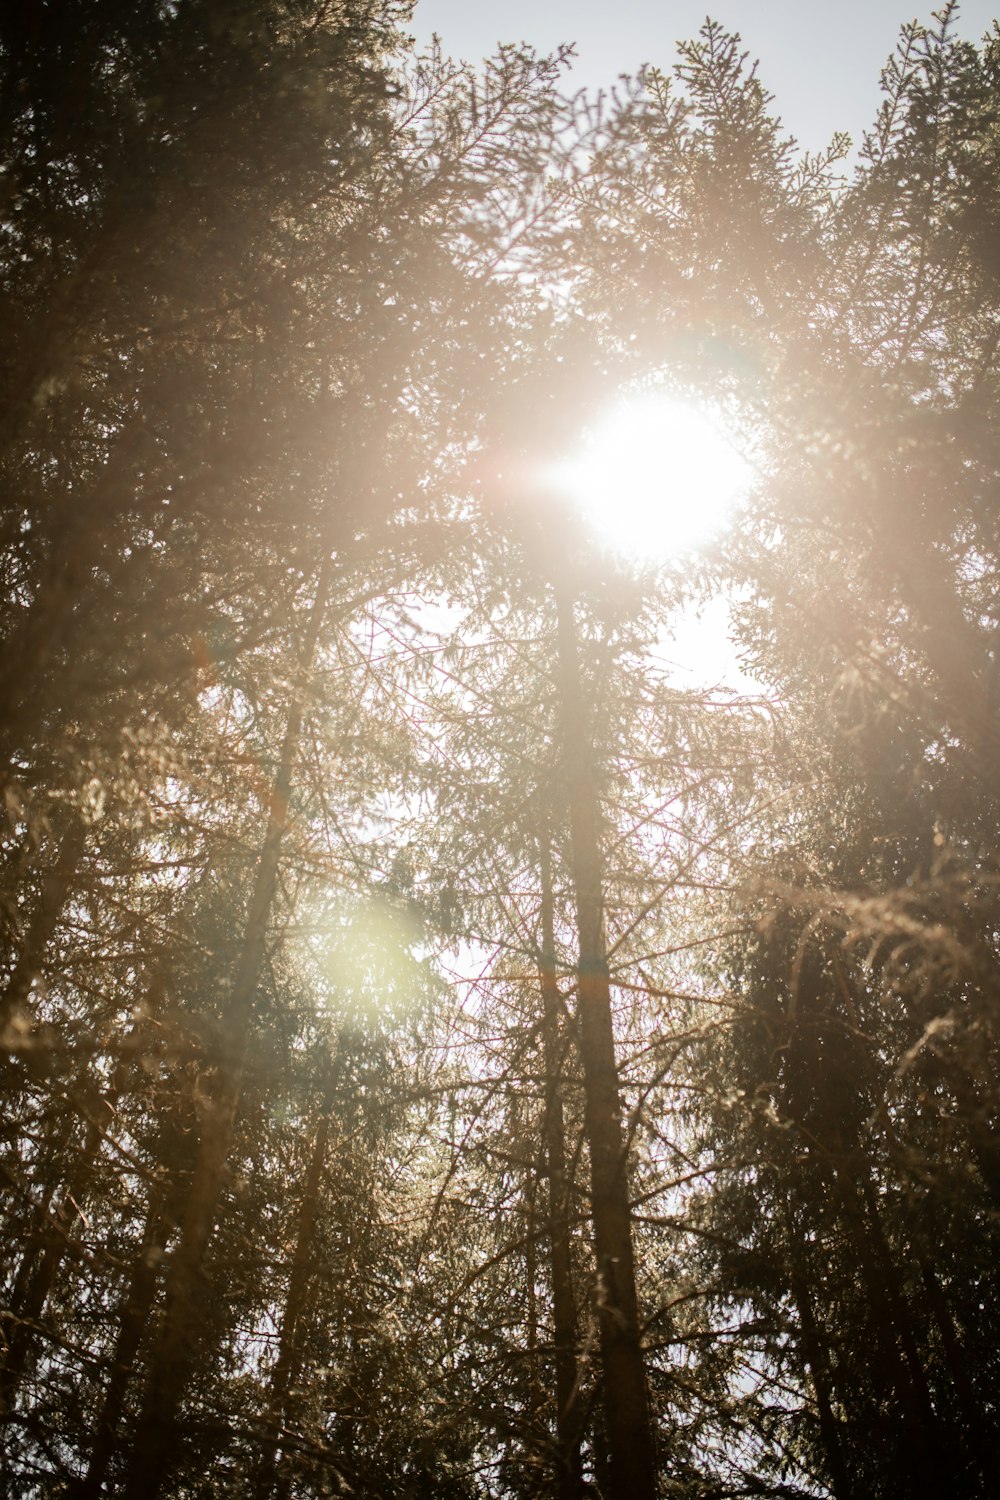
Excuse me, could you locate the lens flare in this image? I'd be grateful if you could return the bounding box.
[548,391,751,561]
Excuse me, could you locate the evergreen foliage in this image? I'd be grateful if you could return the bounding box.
[1,3,998,1496]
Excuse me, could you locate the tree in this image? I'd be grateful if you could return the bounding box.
[5,5,1000,1496]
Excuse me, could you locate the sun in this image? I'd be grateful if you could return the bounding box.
[547,391,751,562]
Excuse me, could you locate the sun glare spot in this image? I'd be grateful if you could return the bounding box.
[549,392,752,562]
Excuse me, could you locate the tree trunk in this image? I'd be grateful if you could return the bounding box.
[252,1106,331,1500]
[552,579,657,1500]
[538,836,584,1500]
[122,557,332,1499]
[786,1231,852,1500]
[75,1171,187,1499]
[829,1157,937,1485]
[854,1170,936,1431]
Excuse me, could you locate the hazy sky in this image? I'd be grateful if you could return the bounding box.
[411,2,998,152]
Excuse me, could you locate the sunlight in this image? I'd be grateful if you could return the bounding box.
[548,391,752,561]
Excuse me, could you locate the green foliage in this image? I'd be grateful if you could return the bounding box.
[2,5,1000,1498]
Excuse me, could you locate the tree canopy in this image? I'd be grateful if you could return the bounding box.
[1,3,999,1496]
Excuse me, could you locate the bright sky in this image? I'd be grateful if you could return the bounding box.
[410,2,998,687]
[411,1,998,152]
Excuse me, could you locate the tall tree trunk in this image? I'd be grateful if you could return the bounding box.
[789,1265,853,1500]
[915,1253,976,1415]
[818,961,940,1479]
[523,1166,545,1484]
[783,1194,852,1500]
[828,1156,937,1485]
[122,557,332,1499]
[538,836,584,1500]
[252,1105,332,1500]
[552,579,657,1500]
[914,1252,992,1491]
[75,1170,187,1499]
[871,1074,989,1465]
[854,1170,936,1430]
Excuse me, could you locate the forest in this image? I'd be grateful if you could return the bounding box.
[1,2,998,1495]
